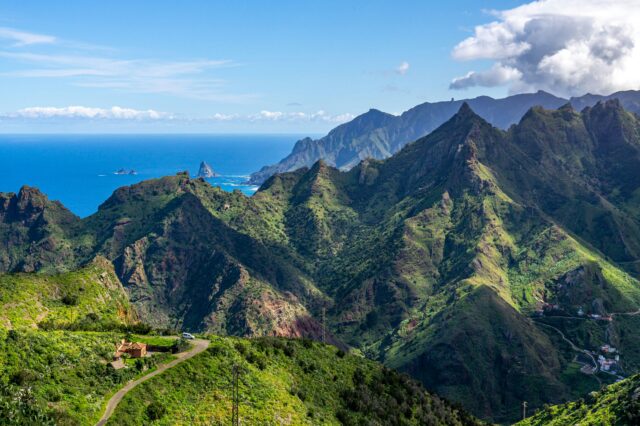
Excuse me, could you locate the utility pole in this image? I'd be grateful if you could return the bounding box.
[522,401,528,420]
[321,306,326,344]
[232,364,239,426]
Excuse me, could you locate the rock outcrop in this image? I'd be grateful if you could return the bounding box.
[197,161,218,178]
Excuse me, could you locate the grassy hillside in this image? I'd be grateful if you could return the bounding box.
[0,329,175,425]
[0,256,136,331]
[518,374,640,425]
[0,261,173,425]
[108,336,481,426]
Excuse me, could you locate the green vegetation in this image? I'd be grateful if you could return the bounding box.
[0,263,179,425]
[0,329,139,425]
[3,100,640,422]
[518,374,640,425]
[108,336,481,425]
[0,257,136,331]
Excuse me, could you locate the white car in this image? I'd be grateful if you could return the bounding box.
[182,332,195,340]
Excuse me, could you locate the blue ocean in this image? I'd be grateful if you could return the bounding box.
[0,134,303,217]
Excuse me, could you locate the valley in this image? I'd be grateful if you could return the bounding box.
[2,100,640,423]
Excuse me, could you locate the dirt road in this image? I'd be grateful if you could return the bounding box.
[95,338,209,426]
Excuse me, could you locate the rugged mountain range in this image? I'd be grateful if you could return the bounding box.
[248,90,640,185]
[3,100,640,422]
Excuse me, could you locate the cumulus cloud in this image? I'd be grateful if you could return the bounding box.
[395,61,410,75]
[8,106,172,120]
[210,113,239,121]
[450,64,522,89]
[449,0,640,96]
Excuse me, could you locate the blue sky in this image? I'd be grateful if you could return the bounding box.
[1,0,632,133]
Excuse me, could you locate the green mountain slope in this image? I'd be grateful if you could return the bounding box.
[517,374,640,425]
[3,101,640,422]
[0,185,81,273]
[0,256,136,331]
[0,329,170,425]
[108,336,481,426]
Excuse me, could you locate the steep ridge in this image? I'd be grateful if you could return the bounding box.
[251,102,640,421]
[249,90,640,185]
[3,102,640,422]
[0,186,81,273]
[249,108,397,183]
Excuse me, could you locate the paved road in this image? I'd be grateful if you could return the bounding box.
[533,320,601,385]
[611,309,640,317]
[95,338,209,426]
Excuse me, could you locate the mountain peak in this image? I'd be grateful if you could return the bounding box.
[584,98,626,123]
[16,185,48,211]
[351,108,394,123]
[558,102,574,111]
[594,98,624,111]
[458,102,474,116]
[451,102,485,125]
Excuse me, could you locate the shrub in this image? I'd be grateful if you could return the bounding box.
[171,338,190,354]
[146,401,167,420]
[352,368,366,385]
[245,351,267,370]
[61,294,78,306]
[10,370,37,386]
[283,344,295,357]
[0,385,55,425]
[234,341,248,355]
[127,323,153,334]
[135,359,145,371]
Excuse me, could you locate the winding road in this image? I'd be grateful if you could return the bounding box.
[533,320,602,385]
[611,309,640,317]
[95,338,209,426]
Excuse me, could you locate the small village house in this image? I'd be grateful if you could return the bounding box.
[114,339,148,359]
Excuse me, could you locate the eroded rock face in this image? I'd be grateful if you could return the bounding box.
[197,161,218,178]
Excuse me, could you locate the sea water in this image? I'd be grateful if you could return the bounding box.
[0,134,302,217]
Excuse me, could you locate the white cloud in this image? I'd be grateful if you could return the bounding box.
[4,106,354,125]
[0,50,242,101]
[450,64,522,89]
[450,0,640,96]
[211,113,239,121]
[0,27,252,102]
[210,110,355,124]
[8,106,172,120]
[250,110,355,123]
[395,61,410,75]
[0,27,56,46]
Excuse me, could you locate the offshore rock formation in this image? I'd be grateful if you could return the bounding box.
[197,161,218,178]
